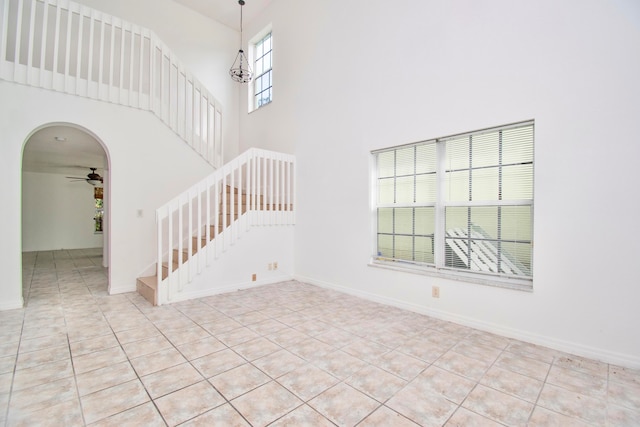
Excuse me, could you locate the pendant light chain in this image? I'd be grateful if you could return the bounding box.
[229,0,253,83]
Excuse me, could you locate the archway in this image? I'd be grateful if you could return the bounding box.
[21,123,111,301]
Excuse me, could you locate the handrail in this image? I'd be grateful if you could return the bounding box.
[0,0,222,167]
[156,148,295,304]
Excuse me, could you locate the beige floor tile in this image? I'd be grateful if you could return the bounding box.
[445,407,504,427]
[121,335,173,359]
[408,366,476,405]
[528,406,593,426]
[494,352,551,381]
[386,382,458,426]
[451,340,503,364]
[181,403,250,426]
[210,363,270,400]
[66,324,113,343]
[270,404,334,426]
[113,324,161,344]
[69,333,120,357]
[76,361,137,396]
[554,354,609,378]
[309,382,380,426]
[71,346,128,375]
[88,402,165,426]
[15,344,70,371]
[373,350,428,381]
[396,337,451,364]
[177,336,227,360]
[6,396,83,427]
[435,350,491,381]
[191,348,246,378]
[314,328,356,348]
[18,334,68,354]
[287,338,335,363]
[266,327,309,347]
[537,383,606,424]
[141,362,204,399]
[608,379,640,411]
[129,347,187,377]
[610,364,640,386]
[346,364,407,402]
[358,405,420,427]
[278,363,340,401]
[12,359,74,391]
[0,355,16,375]
[216,326,260,347]
[252,349,306,379]
[81,380,148,424]
[480,365,544,403]
[314,350,367,380]
[155,380,225,426]
[8,377,77,415]
[232,336,282,361]
[162,325,211,346]
[462,384,534,425]
[341,339,390,363]
[607,404,640,426]
[232,381,302,426]
[547,364,607,398]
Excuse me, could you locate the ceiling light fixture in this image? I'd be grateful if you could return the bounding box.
[229,0,253,83]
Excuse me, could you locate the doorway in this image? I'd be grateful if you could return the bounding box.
[21,123,110,302]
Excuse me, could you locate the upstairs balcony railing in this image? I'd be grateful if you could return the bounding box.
[0,0,222,167]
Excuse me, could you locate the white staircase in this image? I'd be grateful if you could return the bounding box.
[0,0,223,167]
[137,148,295,306]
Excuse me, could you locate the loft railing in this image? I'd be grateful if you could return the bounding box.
[0,0,223,167]
[156,148,295,304]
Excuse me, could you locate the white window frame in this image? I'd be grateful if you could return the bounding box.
[248,25,273,112]
[370,121,534,291]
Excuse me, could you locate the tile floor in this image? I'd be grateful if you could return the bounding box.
[0,249,638,426]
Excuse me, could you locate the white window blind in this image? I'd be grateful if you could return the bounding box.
[373,121,534,286]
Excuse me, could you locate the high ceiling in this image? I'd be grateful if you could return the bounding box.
[172,0,273,30]
[22,1,273,178]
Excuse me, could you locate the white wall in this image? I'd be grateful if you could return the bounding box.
[243,0,640,367]
[72,0,242,160]
[22,172,104,251]
[0,81,215,308]
[167,225,295,303]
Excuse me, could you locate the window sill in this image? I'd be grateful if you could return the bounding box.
[368,258,533,292]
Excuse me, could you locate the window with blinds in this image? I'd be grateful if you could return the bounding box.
[373,121,534,287]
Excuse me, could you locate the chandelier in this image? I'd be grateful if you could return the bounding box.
[229,0,253,83]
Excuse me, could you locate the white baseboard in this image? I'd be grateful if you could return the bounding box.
[295,275,640,369]
[0,298,24,311]
[169,274,294,304]
[109,285,136,295]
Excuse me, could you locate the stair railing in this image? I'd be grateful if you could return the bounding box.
[0,0,222,167]
[156,148,295,303]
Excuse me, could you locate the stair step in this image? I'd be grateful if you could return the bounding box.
[136,275,158,306]
[136,190,293,305]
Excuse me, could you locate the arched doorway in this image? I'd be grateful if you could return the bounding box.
[21,123,111,302]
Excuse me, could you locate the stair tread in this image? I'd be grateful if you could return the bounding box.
[137,275,158,289]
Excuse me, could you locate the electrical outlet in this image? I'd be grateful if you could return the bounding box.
[252,273,257,281]
[432,286,440,298]
[273,262,278,270]
[268,263,273,271]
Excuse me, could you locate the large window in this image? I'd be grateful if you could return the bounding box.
[373,121,534,288]
[252,32,272,110]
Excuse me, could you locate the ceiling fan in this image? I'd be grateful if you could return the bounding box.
[66,167,103,186]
